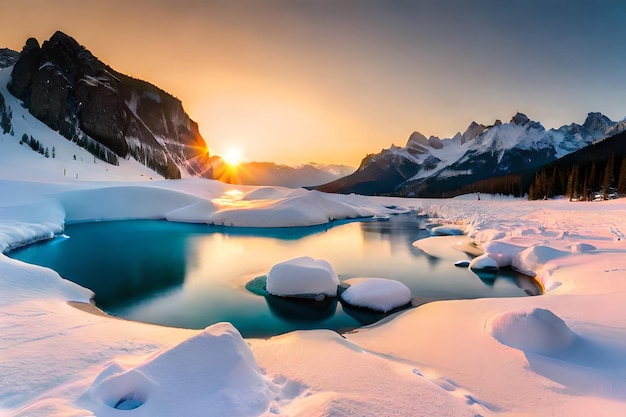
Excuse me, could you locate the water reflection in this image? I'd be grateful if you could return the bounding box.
[265,296,338,323]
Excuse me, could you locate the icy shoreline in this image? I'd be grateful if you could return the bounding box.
[2,178,626,416]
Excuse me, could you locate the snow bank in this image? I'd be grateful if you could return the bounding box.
[512,245,569,276]
[79,323,272,417]
[211,190,376,227]
[340,278,412,312]
[0,200,65,253]
[0,254,92,306]
[489,307,577,355]
[165,200,218,223]
[266,256,339,298]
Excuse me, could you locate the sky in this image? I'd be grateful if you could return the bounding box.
[2,0,626,166]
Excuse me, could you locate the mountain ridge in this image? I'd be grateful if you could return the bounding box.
[317,111,625,197]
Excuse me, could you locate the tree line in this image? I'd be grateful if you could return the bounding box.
[528,153,626,200]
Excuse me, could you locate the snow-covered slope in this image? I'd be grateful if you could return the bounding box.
[0,66,163,182]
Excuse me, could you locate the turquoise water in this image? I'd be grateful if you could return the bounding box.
[10,215,540,338]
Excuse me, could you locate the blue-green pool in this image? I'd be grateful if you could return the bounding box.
[9,215,540,337]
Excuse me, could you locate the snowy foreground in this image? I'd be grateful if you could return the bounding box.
[1,178,626,417]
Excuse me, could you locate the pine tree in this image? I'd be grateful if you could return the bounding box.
[572,165,580,199]
[567,167,575,200]
[603,154,615,199]
[618,156,626,195]
[588,162,597,191]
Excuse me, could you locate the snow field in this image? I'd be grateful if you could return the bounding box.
[1,172,626,415]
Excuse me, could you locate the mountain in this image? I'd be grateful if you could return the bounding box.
[6,31,211,179]
[0,49,19,69]
[210,158,354,188]
[317,112,620,197]
[526,129,626,200]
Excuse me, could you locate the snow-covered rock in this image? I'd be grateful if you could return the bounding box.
[489,308,577,355]
[266,256,340,298]
[468,254,499,271]
[340,278,412,313]
[430,225,465,236]
[79,323,272,416]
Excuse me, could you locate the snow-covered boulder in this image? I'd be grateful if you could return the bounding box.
[468,254,499,271]
[429,225,465,236]
[489,307,577,355]
[340,278,412,313]
[79,323,272,416]
[266,256,340,298]
[481,241,525,268]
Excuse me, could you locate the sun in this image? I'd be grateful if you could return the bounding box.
[222,147,244,167]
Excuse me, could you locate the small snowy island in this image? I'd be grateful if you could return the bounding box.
[266,256,340,298]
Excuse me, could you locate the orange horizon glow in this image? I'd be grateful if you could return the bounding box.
[2,1,626,167]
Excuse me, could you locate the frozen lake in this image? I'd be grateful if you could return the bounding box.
[10,214,541,337]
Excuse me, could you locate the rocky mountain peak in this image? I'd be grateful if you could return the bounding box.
[510,112,530,126]
[406,131,429,148]
[7,31,211,179]
[0,48,20,68]
[582,112,614,133]
[510,112,544,130]
[461,121,486,144]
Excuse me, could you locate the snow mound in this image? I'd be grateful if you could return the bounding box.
[430,225,465,236]
[79,323,272,416]
[489,308,577,355]
[468,254,499,270]
[266,256,340,298]
[512,245,569,276]
[340,278,412,312]
[569,243,597,254]
[165,200,218,223]
[481,241,525,267]
[212,190,375,227]
[242,187,292,201]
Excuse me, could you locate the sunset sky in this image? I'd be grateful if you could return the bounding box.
[2,0,626,166]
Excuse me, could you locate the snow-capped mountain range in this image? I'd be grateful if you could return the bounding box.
[318,111,625,197]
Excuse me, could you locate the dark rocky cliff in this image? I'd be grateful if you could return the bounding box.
[8,31,211,178]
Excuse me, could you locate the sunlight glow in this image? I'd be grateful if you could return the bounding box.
[223,148,244,167]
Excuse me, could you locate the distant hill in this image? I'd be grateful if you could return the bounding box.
[210,157,354,188]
